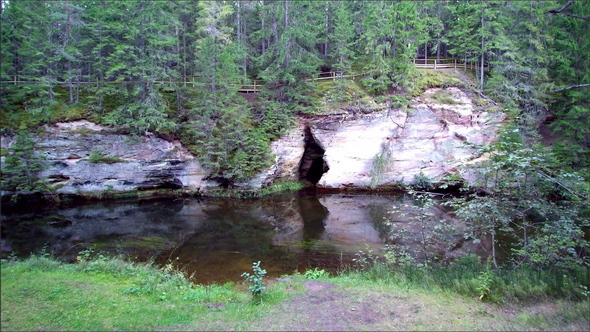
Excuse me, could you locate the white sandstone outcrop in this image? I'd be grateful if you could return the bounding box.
[265,87,505,189]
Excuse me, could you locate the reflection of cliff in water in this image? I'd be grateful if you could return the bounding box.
[1,199,206,262]
[1,193,492,284]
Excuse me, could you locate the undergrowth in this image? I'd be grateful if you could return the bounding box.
[407,69,468,96]
[346,253,590,303]
[2,251,588,331]
[206,180,307,198]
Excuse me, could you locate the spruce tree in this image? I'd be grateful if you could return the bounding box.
[98,1,179,134]
[1,132,45,192]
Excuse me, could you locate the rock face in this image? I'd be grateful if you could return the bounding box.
[267,87,505,189]
[1,120,213,197]
[1,87,505,197]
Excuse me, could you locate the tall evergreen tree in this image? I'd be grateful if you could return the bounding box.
[98,1,179,134]
[1,132,45,192]
[256,0,322,112]
[184,1,270,182]
[360,1,424,94]
[547,1,590,171]
[328,1,356,76]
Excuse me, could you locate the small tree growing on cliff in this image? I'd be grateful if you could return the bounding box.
[1,132,46,192]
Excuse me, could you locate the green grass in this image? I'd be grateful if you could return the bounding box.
[408,69,467,96]
[345,254,590,303]
[1,255,294,331]
[430,89,463,105]
[206,180,307,198]
[2,254,589,331]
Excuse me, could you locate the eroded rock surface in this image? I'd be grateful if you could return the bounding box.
[265,87,505,189]
[1,87,505,196]
[1,121,213,197]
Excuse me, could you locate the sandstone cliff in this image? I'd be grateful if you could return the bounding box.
[259,87,505,190]
[1,87,504,198]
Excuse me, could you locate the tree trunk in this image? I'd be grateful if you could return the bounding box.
[284,0,290,68]
[480,6,485,90]
[491,231,498,268]
[436,40,441,62]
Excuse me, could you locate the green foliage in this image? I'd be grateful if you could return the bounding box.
[87,150,124,164]
[1,132,46,192]
[359,2,423,94]
[370,142,393,189]
[410,172,433,191]
[241,261,267,298]
[407,69,466,96]
[476,260,495,301]
[514,215,589,270]
[449,133,590,270]
[1,0,588,194]
[1,253,588,331]
[349,253,589,302]
[303,267,329,280]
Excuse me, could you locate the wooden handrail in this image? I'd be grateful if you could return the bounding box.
[1,62,483,91]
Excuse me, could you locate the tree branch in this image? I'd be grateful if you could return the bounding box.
[473,89,501,107]
[549,83,590,93]
[536,171,584,200]
[558,11,590,21]
[548,0,590,21]
[548,0,574,14]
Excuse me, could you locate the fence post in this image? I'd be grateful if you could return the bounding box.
[434,60,437,70]
[14,75,17,85]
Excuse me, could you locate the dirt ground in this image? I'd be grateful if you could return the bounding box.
[248,280,589,331]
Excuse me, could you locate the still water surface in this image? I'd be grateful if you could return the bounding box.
[1,192,490,284]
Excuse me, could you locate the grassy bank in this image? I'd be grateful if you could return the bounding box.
[1,255,588,331]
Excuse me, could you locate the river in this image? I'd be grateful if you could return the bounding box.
[1,191,493,284]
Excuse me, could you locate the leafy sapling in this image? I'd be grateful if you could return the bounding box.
[241,261,266,298]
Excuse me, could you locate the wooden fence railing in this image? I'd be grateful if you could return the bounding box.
[412,58,487,71]
[0,61,483,93]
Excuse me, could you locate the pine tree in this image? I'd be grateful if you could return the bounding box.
[0,1,60,124]
[1,132,45,192]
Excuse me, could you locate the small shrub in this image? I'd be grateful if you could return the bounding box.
[88,149,124,164]
[303,267,329,279]
[411,171,433,190]
[476,268,494,301]
[241,261,266,298]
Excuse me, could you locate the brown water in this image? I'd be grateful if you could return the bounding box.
[1,192,493,284]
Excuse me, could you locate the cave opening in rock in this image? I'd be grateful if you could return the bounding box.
[299,126,329,185]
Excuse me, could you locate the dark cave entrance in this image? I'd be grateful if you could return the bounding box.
[299,126,329,186]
